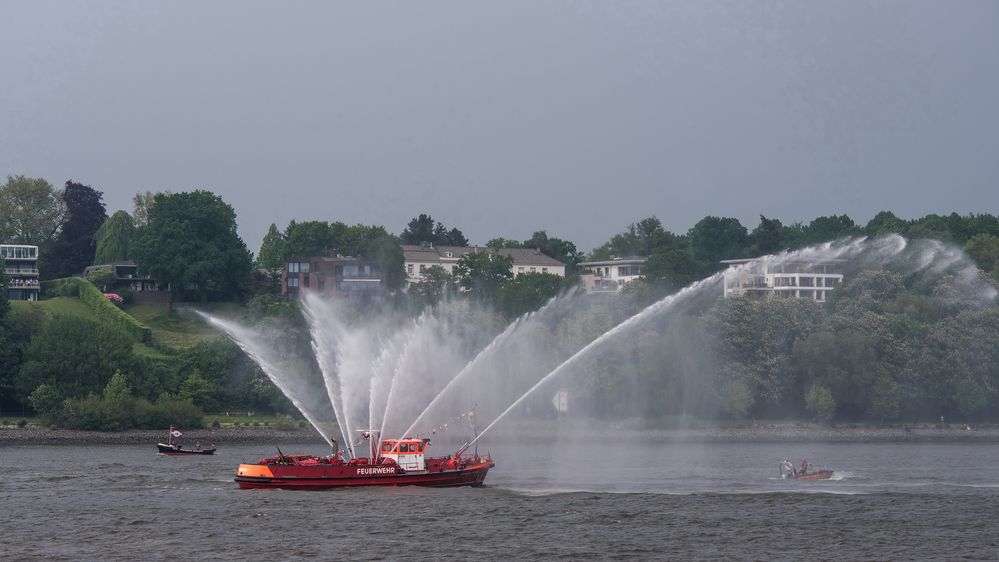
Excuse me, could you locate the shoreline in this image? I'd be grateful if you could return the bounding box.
[3,424,999,446]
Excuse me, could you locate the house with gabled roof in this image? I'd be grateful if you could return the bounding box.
[401,243,566,285]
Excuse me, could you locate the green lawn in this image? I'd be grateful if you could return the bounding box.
[124,302,240,349]
[10,297,93,319]
[11,298,172,358]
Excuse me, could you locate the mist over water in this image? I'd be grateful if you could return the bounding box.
[200,235,997,457]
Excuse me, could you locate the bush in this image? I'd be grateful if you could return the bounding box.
[58,394,204,431]
[113,287,133,305]
[273,416,298,431]
[806,384,837,423]
[44,278,82,297]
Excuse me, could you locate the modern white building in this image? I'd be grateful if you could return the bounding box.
[721,257,843,301]
[1,244,40,301]
[401,244,566,285]
[578,256,647,293]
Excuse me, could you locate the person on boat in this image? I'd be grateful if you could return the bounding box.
[800,458,809,474]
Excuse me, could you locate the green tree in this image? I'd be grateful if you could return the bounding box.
[86,268,116,291]
[132,190,171,227]
[103,370,132,404]
[400,214,467,246]
[590,216,677,259]
[285,220,336,257]
[748,215,796,255]
[94,211,136,264]
[42,180,108,279]
[805,383,836,422]
[864,211,909,237]
[409,265,456,305]
[801,214,860,245]
[643,249,705,292]
[496,272,566,318]
[255,223,287,293]
[17,315,137,402]
[687,216,749,265]
[719,379,754,419]
[0,255,8,318]
[179,371,216,409]
[28,383,63,415]
[523,231,584,273]
[869,374,902,421]
[964,234,999,278]
[0,175,66,245]
[453,251,513,301]
[131,190,253,309]
[359,232,406,291]
[486,238,523,249]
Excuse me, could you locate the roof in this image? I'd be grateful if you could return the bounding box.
[720,256,847,265]
[579,256,647,267]
[401,244,565,267]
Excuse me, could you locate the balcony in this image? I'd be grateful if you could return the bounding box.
[5,267,39,276]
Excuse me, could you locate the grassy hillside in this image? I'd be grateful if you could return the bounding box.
[11,297,94,320]
[9,297,219,357]
[123,303,232,349]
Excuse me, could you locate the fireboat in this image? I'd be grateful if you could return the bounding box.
[235,431,494,490]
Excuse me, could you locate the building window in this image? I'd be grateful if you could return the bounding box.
[530,267,536,272]
[288,262,299,273]
[542,267,548,273]
[518,267,524,273]
[300,262,310,273]
[419,264,426,272]
[407,264,414,275]
[288,277,299,287]
[303,275,310,288]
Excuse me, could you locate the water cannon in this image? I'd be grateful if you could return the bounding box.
[453,442,471,459]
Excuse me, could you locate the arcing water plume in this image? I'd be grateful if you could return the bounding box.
[468,274,725,447]
[200,235,996,455]
[399,287,582,441]
[467,234,995,446]
[195,312,339,446]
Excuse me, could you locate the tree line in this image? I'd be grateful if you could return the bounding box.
[2,173,997,427]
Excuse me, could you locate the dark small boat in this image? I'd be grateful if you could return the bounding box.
[157,426,216,455]
[157,442,216,456]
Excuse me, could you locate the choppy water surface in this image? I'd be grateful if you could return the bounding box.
[2,433,998,560]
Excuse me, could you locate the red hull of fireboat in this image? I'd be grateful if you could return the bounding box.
[235,455,494,490]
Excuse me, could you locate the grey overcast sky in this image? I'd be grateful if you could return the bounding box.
[1,1,997,253]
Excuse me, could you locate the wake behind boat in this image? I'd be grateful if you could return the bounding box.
[235,433,493,489]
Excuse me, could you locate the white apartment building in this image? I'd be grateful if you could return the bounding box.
[578,256,647,293]
[1,244,41,301]
[401,244,566,285]
[721,257,844,301]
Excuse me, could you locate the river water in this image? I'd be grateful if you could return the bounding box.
[2,433,997,560]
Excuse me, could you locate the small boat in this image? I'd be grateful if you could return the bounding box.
[157,426,216,456]
[779,458,833,480]
[235,432,493,490]
[157,442,217,456]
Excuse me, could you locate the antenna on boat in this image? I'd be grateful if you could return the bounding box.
[471,405,478,457]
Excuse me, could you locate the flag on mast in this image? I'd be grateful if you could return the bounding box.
[170,426,183,438]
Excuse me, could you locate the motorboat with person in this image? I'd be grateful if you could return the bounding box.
[235,431,493,489]
[778,458,833,480]
[157,426,216,456]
